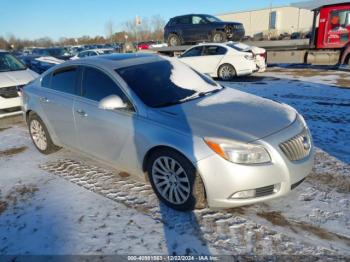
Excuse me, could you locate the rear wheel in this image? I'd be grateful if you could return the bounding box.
[212,31,227,43]
[168,34,181,47]
[147,149,206,211]
[218,64,236,81]
[28,113,60,154]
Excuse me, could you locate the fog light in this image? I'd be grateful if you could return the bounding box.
[273,183,281,193]
[231,189,256,199]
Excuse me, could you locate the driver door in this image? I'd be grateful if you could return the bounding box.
[73,66,134,166]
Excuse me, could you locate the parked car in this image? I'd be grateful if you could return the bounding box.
[23,53,313,211]
[137,42,153,50]
[32,48,72,60]
[0,50,38,118]
[18,55,64,74]
[164,14,245,46]
[178,43,258,80]
[70,48,114,60]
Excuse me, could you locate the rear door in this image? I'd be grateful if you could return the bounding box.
[39,66,79,148]
[73,65,134,165]
[180,45,226,75]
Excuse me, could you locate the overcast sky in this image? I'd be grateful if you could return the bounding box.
[1,0,294,40]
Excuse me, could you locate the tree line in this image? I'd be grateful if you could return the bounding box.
[0,15,166,50]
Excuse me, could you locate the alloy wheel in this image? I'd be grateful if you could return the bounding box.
[219,65,235,80]
[152,156,191,205]
[30,119,47,151]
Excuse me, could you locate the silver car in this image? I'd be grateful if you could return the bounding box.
[23,54,314,211]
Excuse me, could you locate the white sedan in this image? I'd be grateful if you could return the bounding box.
[0,51,38,118]
[70,48,114,60]
[179,42,266,80]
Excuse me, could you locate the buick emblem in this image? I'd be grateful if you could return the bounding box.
[302,136,311,150]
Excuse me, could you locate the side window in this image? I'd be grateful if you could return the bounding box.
[192,16,206,25]
[51,67,78,94]
[78,52,86,58]
[82,67,127,102]
[181,47,203,57]
[41,73,51,88]
[203,46,227,56]
[178,16,190,25]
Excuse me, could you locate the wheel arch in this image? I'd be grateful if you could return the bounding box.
[217,62,237,78]
[340,43,350,64]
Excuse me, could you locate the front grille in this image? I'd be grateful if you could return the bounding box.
[0,86,20,98]
[291,178,305,190]
[255,185,274,197]
[280,129,311,162]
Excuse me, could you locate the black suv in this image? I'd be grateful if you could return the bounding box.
[164,14,245,46]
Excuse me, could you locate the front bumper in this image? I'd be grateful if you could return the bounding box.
[195,119,314,208]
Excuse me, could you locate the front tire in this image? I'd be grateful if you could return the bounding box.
[218,64,236,81]
[28,113,60,154]
[147,149,206,211]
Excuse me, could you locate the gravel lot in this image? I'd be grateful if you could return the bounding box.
[0,67,349,258]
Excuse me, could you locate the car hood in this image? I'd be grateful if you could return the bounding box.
[213,21,243,27]
[150,88,296,142]
[0,69,38,88]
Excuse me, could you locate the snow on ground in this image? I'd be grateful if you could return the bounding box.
[0,67,349,257]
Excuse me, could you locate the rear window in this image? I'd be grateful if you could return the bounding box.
[178,16,190,24]
[41,73,51,88]
[51,67,77,94]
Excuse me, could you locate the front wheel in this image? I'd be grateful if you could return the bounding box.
[147,149,206,211]
[218,64,236,81]
[28,113,60,154]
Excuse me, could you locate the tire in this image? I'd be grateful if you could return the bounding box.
[212,31,227,43]
[146,148,206,211]
[28,113,60,154]
[218,64,236,81]
[168,34,181,47]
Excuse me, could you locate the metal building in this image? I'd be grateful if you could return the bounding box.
[217,5,314,38]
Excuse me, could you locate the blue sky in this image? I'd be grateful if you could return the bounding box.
[1,0,294,40]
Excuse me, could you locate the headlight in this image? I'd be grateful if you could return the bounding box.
[297,113,307,128]
[204,138,271,164]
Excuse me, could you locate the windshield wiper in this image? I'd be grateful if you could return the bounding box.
[179,88,223,103]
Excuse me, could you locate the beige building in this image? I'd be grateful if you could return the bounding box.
[217,6,314,38]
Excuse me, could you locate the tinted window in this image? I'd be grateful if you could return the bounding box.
[202,46,227,56]
[192,16,206,25]
[116,59,220,108]
[51,67,77,94]
[82,67,126,102]
[181,47,203,57]
[178,16,190,24]
[78,52,87,58]
[41,73,51,88]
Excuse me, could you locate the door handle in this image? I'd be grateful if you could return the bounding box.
[76,109,88,117]
[39,97,50,103]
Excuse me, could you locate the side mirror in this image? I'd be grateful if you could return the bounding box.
[98,95,127,110]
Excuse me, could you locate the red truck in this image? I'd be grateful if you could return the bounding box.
[267,1,350,66]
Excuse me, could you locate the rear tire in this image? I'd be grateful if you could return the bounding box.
[218,64,236,81]
[212,31,227,43]
[28,113,60,154]
[168,34,181,47]
[146,148,206,211]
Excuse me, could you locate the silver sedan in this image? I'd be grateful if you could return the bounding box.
[23,53,314,211]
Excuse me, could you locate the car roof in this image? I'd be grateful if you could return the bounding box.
[172,14,210,19]
[60,53,164,70]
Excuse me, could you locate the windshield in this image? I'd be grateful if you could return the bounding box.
[116,58,222,108]
[204,15,222,23]
[35,48,66,56]
[0,52,27,72]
